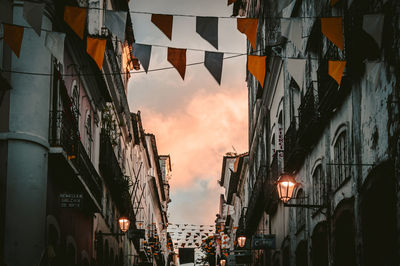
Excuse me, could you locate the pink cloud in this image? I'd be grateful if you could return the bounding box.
[140,87,248,189]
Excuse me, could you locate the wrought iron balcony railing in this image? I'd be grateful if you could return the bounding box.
[100,129,131,212]
[283,119,306,172]
[270,152,281,182]
[245,165,266,227]
[297,83,323,147]
[49,110,103,207]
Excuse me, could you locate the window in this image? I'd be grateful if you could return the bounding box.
[296,189,306,231]
[277,111,284,160]
[271,133,276,159]
[85,110,92,158]
[312,165,325,206]
[71,80,80,120]
[333,131,349,190]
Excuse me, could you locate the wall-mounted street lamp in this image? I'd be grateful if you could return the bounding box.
[276,174,324,208]
[96,216,132,241]
[237,235,246,248]
[220,258,227,266]
[118,217,130,233]
[276,174,297,203]
[236,207,247,248]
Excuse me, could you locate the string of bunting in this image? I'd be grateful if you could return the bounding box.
[1,0,387,88]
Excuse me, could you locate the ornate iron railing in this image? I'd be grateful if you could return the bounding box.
[49,110,103,206]
[100,129,130,212]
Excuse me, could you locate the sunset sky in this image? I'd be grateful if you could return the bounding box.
[128,0,248,225]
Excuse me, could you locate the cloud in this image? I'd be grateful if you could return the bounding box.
[135,85,247,224]
[169,179,222,225]
[139,87,248,189]
[128,0,248,225]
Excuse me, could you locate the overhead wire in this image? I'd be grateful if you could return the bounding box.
[0,52,250,77]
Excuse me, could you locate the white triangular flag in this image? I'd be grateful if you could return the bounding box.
[45,32,66,65]
[287,58,306,88]
[133,43,152,73]
[23,1,44,36]
[105,10,127,42]
[363,14,384,49]
[277,0,293,13]
[281,18,303,53]
[282,0,296,18]
[366,61,383,88]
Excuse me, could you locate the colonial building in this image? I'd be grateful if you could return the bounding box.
[216,153,251,265]
[224,0,400,265]
[0,0,172,265]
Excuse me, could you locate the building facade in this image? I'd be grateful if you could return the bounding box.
[0,0,172,265]
[218,0,400,265]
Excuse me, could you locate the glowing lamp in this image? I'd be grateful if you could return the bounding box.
[276,174,297,203]
[237,236,246,248]
[118,217,130,233]
[220,259,226,266]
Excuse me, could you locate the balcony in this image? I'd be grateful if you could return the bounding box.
[100,129,131,212]
[297,83,323,146]
[270,152,280,181]
[265,153,281,214]
[49,110,103,210]
[283,120,305,172]
[245,165,267,232]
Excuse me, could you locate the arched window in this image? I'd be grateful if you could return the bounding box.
[85,110,92,158]
[277,111,284,160]
[271,133,276,159]
[296,189,306,231]
[333,131,348,190]
[312,165,324,206]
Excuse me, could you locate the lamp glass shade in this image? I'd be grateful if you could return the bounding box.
[118,217,130,232]
[277,174,296,203]
[220,259,226,266]
[237,236,246,248]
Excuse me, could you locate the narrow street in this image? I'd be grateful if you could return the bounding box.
[0,0,399,265]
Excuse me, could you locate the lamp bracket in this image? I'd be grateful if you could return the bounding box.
[283,203,325,209]
[95,232,125,238]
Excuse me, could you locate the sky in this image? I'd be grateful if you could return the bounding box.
[128,0,248,225]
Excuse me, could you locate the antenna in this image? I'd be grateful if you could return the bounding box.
[232,146,237,154]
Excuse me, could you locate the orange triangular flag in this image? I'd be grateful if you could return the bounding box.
[151,14,173,40]
[86,37,107,69]
[330,0,340,6]
[237,18,258,49]
[228,0,237,5]
[248,55,266,87]
[64,6,87,39]
[321,17,343,50]
[167,47,186,80]
[328,60,346,85]
[4,24,24,57]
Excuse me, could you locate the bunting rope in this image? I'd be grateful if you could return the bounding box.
[0,52,371,77]
[0,21,256,55]
[1,2,387,86]
[0,53,247,77]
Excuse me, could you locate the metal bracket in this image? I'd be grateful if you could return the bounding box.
[283,203,325,209]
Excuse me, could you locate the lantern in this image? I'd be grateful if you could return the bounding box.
[237,235,246,248]
[276,174,297,203]
[118,217,130,233]
[220,259,226,266]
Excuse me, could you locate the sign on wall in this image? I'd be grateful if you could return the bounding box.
[59,193,83,208]
[252,234,276,250]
